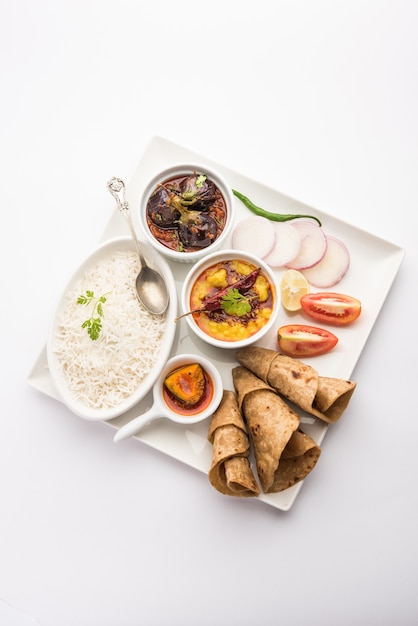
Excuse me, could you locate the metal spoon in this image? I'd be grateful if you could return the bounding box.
[107,177,169,315]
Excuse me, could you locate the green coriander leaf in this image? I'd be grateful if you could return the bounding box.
[77,290,111,340]
[221,288,252,317]
[195,174,206,189]
[88,318,102,341]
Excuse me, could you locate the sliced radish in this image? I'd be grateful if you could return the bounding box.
[263,222,302,267]
[285,220,328,270]
[301,235,350,288]
[231,216,275,258]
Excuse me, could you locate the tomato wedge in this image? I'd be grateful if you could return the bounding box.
[300,292,361,326]
[277,324,338,357]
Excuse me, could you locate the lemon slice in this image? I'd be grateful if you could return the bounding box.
[280,269,310,311]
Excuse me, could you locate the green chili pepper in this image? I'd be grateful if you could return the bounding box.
[232,189,322,227]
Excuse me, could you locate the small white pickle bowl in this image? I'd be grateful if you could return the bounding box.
[113,353,224,442]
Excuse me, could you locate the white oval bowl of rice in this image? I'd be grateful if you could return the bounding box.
[46,236,178,420]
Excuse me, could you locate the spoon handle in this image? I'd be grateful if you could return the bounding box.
[107,177,146,266]
[113,406,160,442]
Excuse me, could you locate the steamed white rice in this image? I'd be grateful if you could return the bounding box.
[53,249,166,409]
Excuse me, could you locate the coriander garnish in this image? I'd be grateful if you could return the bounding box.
[220,288,252,317]
[77,290,110,340]
[195,174,207,188]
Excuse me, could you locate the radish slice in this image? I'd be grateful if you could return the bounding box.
[231,216,275,258]
[285,220,327,270]
[301,235,350,288]
[263,222,302,267]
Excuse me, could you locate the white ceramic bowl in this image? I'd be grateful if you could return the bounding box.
[180,249,279,350]
[138,163,234,263]
[46,236,178,421]
[113,353,224,441]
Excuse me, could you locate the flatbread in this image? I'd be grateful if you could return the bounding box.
[268,429,321,493]
[232,366,300,493]
[236,347,356,423]
[208,390,260,497]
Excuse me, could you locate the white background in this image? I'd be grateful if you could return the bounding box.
[1,1,417,625]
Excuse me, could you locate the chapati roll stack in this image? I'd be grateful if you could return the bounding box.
[232,366,319,493]
[208,390,260,497]
[236,347,356,424]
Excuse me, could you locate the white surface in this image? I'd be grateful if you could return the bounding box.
[1,1,417,625]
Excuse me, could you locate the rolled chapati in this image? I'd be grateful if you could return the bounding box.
[232,366,300,493]
[236,347,356,424]
[268,429,321,493]
[208,390,260,497]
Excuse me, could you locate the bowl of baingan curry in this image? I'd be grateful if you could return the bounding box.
[138,163,234,263]
[178,250,278,349]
